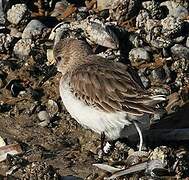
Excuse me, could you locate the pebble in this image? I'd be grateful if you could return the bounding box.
[13,38,34,58]
[7,4,31,25]
[22,20,46,39]
[37,111,50,127]
[129,48,151,64]
[47,99,59,117]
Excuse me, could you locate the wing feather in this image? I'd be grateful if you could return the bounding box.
[68,56,161,116]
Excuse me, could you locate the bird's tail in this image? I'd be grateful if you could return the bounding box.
[127,102,189,147]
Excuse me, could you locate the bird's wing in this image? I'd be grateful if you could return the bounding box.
[68,56,158,116]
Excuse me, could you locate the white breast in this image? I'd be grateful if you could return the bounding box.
[59,78,131,140]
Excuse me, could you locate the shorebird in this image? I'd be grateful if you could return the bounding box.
[53,38,165,151]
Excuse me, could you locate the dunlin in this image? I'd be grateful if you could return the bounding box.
[54,38,165,151]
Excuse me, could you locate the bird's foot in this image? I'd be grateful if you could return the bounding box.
[96,141,115,162]
[96,133,116,162]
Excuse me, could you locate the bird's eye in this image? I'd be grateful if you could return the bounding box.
[56,56,62,62]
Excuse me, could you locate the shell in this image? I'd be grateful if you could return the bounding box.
[0,144,22,162]
[161,16,184,38]
[71,17,119,49]
[110,0,142,23]
[49,17,119,49]
[136,9,150,29]
[0,0,5,30]
[23,162,60,179]
[160,1,188,18]
[186,37,189,47]
[7,4,31,25]
[0,136,6,147]
[97,0,114,11]
[47,99,59,117]
[0,33,12,53]
[142,0,165,20]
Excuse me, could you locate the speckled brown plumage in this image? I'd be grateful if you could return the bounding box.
[54,38,165,139]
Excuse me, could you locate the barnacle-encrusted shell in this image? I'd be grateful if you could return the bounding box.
[110,0,142,23]
[160,1,188,18]
[77,17,119,49]
[7,4,31,26]
[0,33,12,53]
[136,9,150,29]
[23,162,60,179]
[13,38,34,58]
[142,0,164,20]
[49,17,119,49]
[161,16,184,38]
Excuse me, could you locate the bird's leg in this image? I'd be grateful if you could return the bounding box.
[133,121,143,151]
[101,132,106,152]
[98,132,115,161]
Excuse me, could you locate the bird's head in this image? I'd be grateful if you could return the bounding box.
[53,38,92,75]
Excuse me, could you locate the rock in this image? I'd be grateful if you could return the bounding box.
[13,38,34,58]
[171,44,189,60]
[7,4,31,25]
[151,68,166,83]
[22,20,46,39]
[129,47,151,64]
